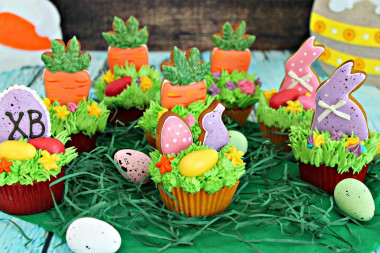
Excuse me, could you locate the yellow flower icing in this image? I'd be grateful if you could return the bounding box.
[263,89,278,100]
[38,150,60,171]
[140,76,153,92]
[157,108,168,121]
[285,100,303,115]
[102,70,115,84]
[345,137,360,148]
[53,105,70,120]
[87,102,103,117]
[43,98,51,110]
[224,146,244,167]
[313,133,325,147]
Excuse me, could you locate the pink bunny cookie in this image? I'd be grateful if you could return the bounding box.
[310,61,369,140]
[280,36,324,110]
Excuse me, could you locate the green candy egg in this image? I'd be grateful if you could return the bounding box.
[334,178,375,221]
[228,130,248,153]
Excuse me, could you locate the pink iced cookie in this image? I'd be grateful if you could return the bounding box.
[156,112,193,155]
[198,100,229,151]
[280,36,324,110]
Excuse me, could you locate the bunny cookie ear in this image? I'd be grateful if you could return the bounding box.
[156,111,193,155]
[311,60,369,140]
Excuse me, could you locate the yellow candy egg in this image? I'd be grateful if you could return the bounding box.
[179,149,218,177]
[0,140,36,161]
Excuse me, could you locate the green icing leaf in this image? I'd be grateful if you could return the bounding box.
[162,47,210,85]
[148,143,245,194]
[256,93,314,132]
[290,123,379,173]
[41,36,90,73]
[213,21,256,51]
[137,95,215,139]
[49,99,110,137]
[103,16,149,49]
[205,70,261,109]
[94,62,161,110]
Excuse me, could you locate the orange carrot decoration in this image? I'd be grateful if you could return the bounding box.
[161,47,210,110]
[41,36,91,105]
[103,16,149,72]
[211,21,256,74]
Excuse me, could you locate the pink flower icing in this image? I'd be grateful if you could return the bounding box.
[185,114,196,127]
[68,103,79,112]
[237,79,255,95]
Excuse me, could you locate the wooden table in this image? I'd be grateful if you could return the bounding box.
[0,51,379,252]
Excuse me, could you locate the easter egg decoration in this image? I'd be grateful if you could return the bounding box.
[66,217,121,253]
[0,85,51,143]
[198,100,229,151]
[28,137,65,154]
[179,149,218,177]
[0,140,36,161]
[105,76,133,97]
[228,130,248,153]
[279,36,324,110]
[334,178,375,221]
[156,111,193,155]
[310,60,369,140]
[113,149,151,184]
[269,89,300,109]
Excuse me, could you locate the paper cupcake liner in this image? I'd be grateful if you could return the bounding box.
[66,132,99,153]
[299,162,369,195]
[0,167,66,215]
[145,132,157,149]
[109,107,145,125]
[224,106,254,127]
[259,122,291,152]
[158,181,239,217]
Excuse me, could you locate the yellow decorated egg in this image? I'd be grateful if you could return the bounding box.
[0,140,36,161]
[179,149,218,177]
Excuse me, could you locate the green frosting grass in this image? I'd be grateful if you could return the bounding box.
[49,99,109,137]
[0,133,78,186]
[290,123,379,174]
[95,63,161,110]
[148,144,245,194]
[256,93,314,132]
[137,95,215,139]
[205,70,261,109]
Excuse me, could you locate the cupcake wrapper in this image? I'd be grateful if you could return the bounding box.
[158,181,239,217]
[224,106,254,127]
[299,162,369,195]
[0,167,66,215]
[66,132,98,153]
[109,107,144,125]
[259,122,291,152]
[145,132,157,149]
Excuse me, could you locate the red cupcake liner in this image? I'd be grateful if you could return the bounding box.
[66,132,99,153]
[224,106,254,127]
[299,162,369,195]
[259,122,291,152]
[109,107,145,125]
[0,167,66,215]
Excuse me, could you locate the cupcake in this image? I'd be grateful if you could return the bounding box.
[41,36,91,105]
[0,85,77,215]
[210,21,256,74]
[205,70,261,126]
[94,63,161,125]
[44,98,109,153]
[290,61,379,194]
[257,36,324,151]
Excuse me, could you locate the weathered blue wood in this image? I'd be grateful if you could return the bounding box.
[0,66,42,91]
[1,50,380,253]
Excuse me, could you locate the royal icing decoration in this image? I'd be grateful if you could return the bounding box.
[0,157,12,173]
[38,150,60,171]
[155,154,175,174]
[280,36,324,110]
[198,100,229,151]
[224,146,244,167]
[0,85,51,143]
[87,102,103,117]
[156,112,193,155]
[311,61,369,140]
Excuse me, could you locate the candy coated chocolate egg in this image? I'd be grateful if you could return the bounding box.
[334,178,375,221]
[269,89,300,109]
[0,140,36,161]
[28,137,65,154]
[179,149,218,177]
[114,149,151,184]
[66,217,121,253]
[105,76,132,97]
[228,130,248,153]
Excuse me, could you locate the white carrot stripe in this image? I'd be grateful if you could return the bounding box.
[287,70,313,92]
[317,100,351,123]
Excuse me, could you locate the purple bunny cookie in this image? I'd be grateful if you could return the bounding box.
[198,100,229,151]
[310,61,369,140]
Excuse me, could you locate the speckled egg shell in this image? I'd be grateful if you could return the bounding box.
[114,149,151,184]
[66,217,121,253]
[228,130,248,153]
[334,178,375,221]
